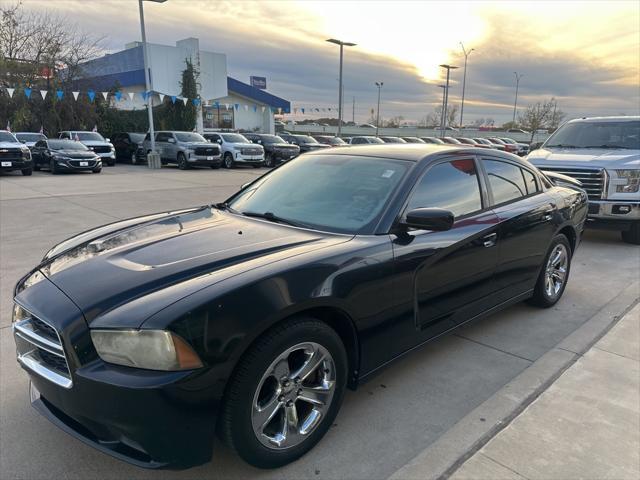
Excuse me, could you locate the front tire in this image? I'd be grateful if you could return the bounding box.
[219,317,347,468]
[527,234,572,308]
[265,153,275,168]
[21,167,32,176]
[621,223,640,245]
[224,152,235,169]
[178,152,189,170]
[50,159,59,175]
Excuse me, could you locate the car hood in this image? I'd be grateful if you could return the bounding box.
[182,142,215,148]
[37,206,350,326]
[303,143,331,149]
[527,147,640,169]
[79,140,112,147]
[271,143,298,148]
[51,149,97,158]
[0,141,25,149]
[232,142,262,149]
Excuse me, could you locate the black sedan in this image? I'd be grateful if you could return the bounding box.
[12,145,587,469]
[279,133,331,153]
[243,133,300,167]
[32,139,102,173]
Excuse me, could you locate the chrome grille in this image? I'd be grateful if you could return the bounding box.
[539,167,606,200]
[241,147,262,156]
[13,306,72,389]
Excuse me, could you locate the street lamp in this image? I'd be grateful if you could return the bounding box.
[375,81,383,136]
[512,72,524,124]
[326,38,356,137]
[138,0,167,168]
[437,85,447,134]
[439,64,458,137]
[459,42,475,130]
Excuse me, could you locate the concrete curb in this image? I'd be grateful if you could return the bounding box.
[388,280,640,480]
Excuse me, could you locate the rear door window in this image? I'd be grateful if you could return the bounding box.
[483,159,528,205]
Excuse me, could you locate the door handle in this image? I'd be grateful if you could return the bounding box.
[482,232,498,248]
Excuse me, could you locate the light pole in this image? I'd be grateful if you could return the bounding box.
[439,64,458,137]
[138,0,166,168]
[459,42,474,129]
[375,81,383,136]
[512,72,524,124]
[326,38,356,137]
[437,84,446,135]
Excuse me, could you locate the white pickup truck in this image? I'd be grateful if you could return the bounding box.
[527,116,639,244]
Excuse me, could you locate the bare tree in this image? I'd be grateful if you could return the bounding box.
[518,98,562,141]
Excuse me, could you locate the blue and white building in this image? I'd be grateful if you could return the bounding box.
[76,37,290,134]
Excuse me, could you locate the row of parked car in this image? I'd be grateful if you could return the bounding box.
[1,127,529,177]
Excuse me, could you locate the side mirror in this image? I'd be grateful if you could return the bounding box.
[401,208,454,231]
[105,138,110,143]
[529,141,542,151]
[217,139,222,144]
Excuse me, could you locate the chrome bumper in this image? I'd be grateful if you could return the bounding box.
[588,200,640,220]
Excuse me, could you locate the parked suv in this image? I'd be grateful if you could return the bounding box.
[58,131,116,166]
[279,133,331,153]
[15,132,47,152]
[243,133,299,167]
[0,130,32,175]
[202,132,264,168]
[141,131,221,169]
[348,136,385,145]
[112,132,146,163]
[527,116,640,244]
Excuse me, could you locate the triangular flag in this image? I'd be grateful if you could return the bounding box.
[301,108,305,114]
[140,91,148,101]
[243,104,248,111]
[24,87,32,99]
[181,97,188,106]
[293,108,298,114]
[92,124,98,132]
[278,108,282,114]
[6,120,10,132]
[101,91,108,101]
[234,103,239,110]
[170,95,177,104]
[40,90,47,100]
[72,91,79,101]
[39,125,43,134]
[87,90,96,102]
[114,91,122,101]
[192,98,201,107]
[214,101,219,108]
[261,106,266,112]
[56,90,63,100]
[159,93,165,103]
[225,103,230,110]
[127,92,135,101]
[253,105,257,112]
[6,88,14,98]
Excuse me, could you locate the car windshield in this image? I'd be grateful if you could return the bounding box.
[75,132,105,141]
[175,132,207,142]
[16,133,46,142]
[545,120,640,149]
[331,137,346,145]
[220,133,249,143]
[0,132,18,142]
[382,137,407,143]
[294,135,318,144]
[228,155,411,234]
[129,133,145,143]
[260,135,286,144]
[365,137,385,144]
[49,140,89,150]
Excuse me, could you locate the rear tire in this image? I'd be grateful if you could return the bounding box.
[265,153,275,168]
[219,317,348,468]
[527,234,572,308]
[621,223,640,245]
[50,159,59,175]
[21,168,32,176]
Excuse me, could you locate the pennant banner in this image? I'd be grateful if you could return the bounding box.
[181,97,188,106]
[24,87,32,99]
[6,88,14,98]
[87,90,96,103]
[101,91,108,101]
[159,93,165,103]
[56,90,63,100]
[261,106,266,112]
[72,91,79,101]
[170,95,177,104]
[127,92,135,101]
[234,103,239,111]
[40,90,47,100]
[114,91,122,101]
[192,98,201,107]
[141,91,148,102]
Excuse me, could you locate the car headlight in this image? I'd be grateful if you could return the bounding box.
[615,170,640,193]
[20,147,31,159]
[90,329,203,371]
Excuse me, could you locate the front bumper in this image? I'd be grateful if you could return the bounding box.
[187,153,222,167]
[26,361,218,469]
[54,158,101,171]
[234,152,264,165]
[586,200,639,230]
[0,158,32,171]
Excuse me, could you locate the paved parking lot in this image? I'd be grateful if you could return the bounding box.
[1,165,639,479]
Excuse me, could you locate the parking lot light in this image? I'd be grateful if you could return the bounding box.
[375,82,383,137]
[326,39,356,137]
[459,43,475,129]
[439,64,458,137]
[513,72,524,124]
[138,0,167,168]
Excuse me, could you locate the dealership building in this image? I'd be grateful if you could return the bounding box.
[76,37,290,133]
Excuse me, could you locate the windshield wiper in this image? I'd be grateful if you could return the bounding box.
[212,202,240,214]
[545,144,578,148]
[583,144,632,149]
[241,211,309,228]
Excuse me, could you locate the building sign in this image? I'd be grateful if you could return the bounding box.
[250,76,267,90]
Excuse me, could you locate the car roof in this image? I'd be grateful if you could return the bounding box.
[567,115,639,123]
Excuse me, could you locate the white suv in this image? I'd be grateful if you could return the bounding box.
[527,116,640,244]
[203,132,264,168]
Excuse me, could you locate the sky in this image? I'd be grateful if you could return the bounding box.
[18,0,640,124]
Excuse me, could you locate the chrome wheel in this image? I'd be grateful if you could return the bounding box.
[251,342,336,450]
[544,244,568,298]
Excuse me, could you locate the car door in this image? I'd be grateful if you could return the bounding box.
[33,140,47,165]
[392,155,501,341]
[155,132,170,160]
[480,157,558,301]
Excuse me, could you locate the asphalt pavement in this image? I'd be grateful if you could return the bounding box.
[1,164,638,479]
